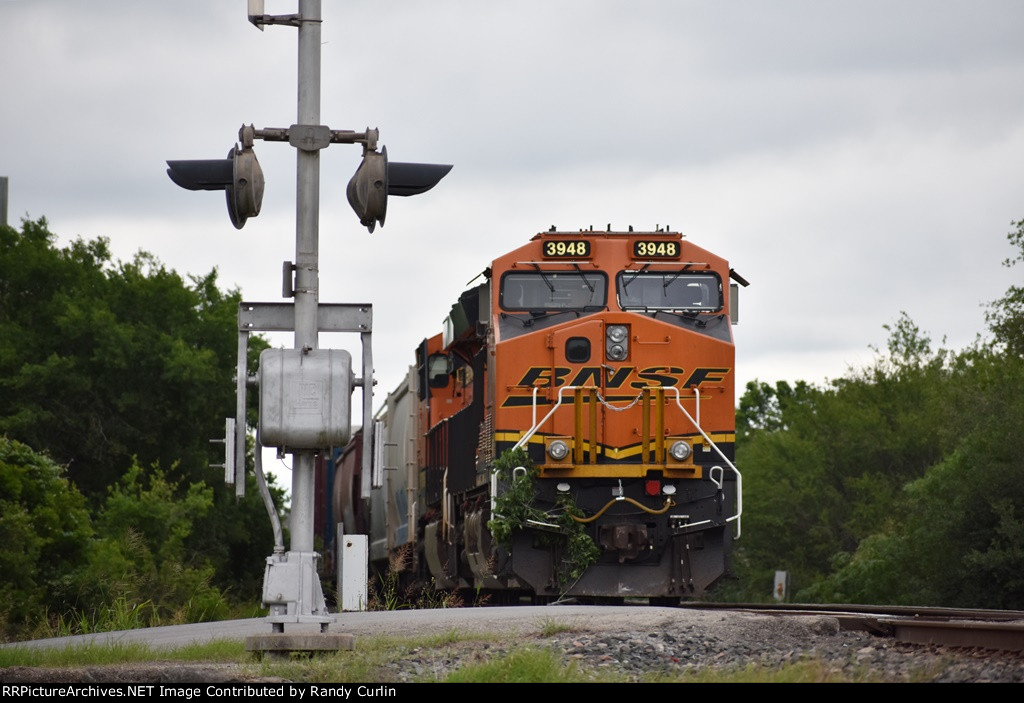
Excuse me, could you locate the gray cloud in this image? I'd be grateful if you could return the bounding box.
[2,0,1023,403]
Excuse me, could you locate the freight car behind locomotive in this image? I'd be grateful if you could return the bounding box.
[328,228,744,602]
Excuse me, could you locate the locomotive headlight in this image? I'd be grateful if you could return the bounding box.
[606,325,629,361]
[547,439,570,461]
[669,440,691,462]
[607,325,628,343]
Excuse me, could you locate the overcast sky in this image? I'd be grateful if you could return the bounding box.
[3,0,1024,413]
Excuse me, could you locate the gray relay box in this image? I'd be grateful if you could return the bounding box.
[258,348,353,450]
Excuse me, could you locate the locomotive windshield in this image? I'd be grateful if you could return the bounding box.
[500,271,607,311]
[617,271,722,311]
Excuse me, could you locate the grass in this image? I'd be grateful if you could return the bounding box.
[0,639,245,669]
[445,647,584,683]
[36,598,159,639]
[22,601,268,642]
[535,616,579,637]
[365,544,470,611]
[0,628,922,683]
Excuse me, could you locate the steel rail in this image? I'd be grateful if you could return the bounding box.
[680,602,1024,652]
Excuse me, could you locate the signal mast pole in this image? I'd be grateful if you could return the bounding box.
[290,0,321,588]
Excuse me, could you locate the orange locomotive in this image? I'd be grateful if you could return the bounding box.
[334,227,744,601]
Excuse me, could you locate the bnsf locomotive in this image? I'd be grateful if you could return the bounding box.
[327,228,744,601]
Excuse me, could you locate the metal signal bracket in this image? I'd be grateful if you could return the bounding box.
[231,301,373,499]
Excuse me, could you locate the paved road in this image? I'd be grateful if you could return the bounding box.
[2,605,698,652]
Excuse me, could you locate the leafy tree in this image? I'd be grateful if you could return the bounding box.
[0,438,93,636]
[0,218,242,498]
[0,218,277,630]
[729,219,1024,608]
[803,248,1024,608]
[730,315,954,600]
[804,347,1024,607]
[73,460,231,625]
[986,218,1024,357]
[736,379,818,443]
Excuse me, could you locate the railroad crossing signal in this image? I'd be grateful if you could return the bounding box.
[166,0,452,640]
[169,128,450,233]
[166,126,265,230]
[346,145,453,233]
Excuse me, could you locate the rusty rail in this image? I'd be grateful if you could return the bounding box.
[682,602,1024,653]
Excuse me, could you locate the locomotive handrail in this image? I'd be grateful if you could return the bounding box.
[513,385,578,451]
[511,383,742,538]
[666,387,743,538]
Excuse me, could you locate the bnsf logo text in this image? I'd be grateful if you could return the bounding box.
[514,366,730,390]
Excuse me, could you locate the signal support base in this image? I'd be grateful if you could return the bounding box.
[245,632,354,660]
[261,551,333,631]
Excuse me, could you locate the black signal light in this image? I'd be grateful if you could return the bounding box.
[347,145,452,233]
[167,128,265,230]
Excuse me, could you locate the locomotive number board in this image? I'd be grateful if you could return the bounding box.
[542,240,591,258]
[632,240,680,258]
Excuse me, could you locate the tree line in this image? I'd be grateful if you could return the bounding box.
[0,218,276,639]
[724,219,1024,609]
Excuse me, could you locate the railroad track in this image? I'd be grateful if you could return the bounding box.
[681,602,1024,653]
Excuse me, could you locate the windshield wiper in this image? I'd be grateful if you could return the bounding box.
[662,266,691,289]
[621,264,650,293]
[530,263,555,292]
[572,263,594,293]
